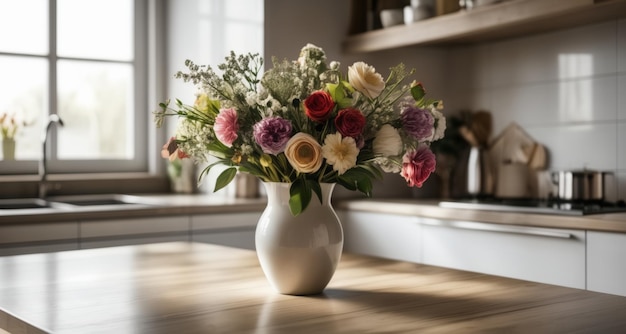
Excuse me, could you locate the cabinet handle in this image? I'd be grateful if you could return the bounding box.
[420,219,573,239]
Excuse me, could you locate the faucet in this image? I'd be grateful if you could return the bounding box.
[39,114,64,199]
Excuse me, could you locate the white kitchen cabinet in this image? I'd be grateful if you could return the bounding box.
[79,216,190,249]
[0,221,79,256]
[191,212,262,250]
[338,210,422,263]
[587,231,626,297]
[421,218,586,289]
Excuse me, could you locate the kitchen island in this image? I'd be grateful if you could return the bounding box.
[1,242,626,333]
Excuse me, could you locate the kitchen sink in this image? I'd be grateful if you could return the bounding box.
[49,194,156,207]
[0,198,80,210]
[59,199,135,206]
[0,199,54,210]
[0,194,158,211]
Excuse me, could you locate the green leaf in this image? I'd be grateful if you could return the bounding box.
[326,83,339,97]
[214,167,237,192]
[207,99,221,115]
[360,164,384,180]
[206,141,233,158]
[198,160,224,182]
[289,178,312,216]
[326,82,353,109]
[308,179,323,204]
[338,168,374,197]
[410,82,426,102]
[356,176,373,197]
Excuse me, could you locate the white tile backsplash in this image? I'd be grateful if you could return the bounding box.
[448,19,626,199]
[488,21,617,87]
[491,76,618,128]
[530,123,617,171]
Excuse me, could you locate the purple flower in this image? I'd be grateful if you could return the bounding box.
[400,105,434,141]
[253,117,293,155]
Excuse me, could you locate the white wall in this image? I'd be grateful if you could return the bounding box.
[167,0,264,104]
[447,20,626,201]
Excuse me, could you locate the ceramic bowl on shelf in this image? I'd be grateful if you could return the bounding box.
[380,9,404,28]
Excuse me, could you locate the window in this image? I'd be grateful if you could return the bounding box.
[0,0,148,174]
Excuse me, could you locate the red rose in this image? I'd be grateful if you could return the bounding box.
[304,91,335,122]
[335,108,365,138]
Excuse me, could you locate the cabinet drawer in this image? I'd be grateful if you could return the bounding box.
[0,242,78,256]
[421,218,586,289]
[587,231,626,296]
[193,229,256,250]
[81,234,189,250]
[191,212,261,231]
[80,216,189,238]
[0,222,78,244]
[339,210,422,263]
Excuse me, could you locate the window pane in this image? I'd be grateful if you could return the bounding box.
[225,0,263,21]
[57,60,134,160]
[0,0,48,54]
[0,56,47,161]
[57,0,133,61]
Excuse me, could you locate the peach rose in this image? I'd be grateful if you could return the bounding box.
[284,132,323,174]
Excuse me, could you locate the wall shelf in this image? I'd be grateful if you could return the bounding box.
[343,0,626,53]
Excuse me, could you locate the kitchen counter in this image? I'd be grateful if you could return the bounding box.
[2,194,626,233]
[337,198,626,233]
[1,241,626,334]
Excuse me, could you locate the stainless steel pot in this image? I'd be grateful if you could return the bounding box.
[551,170,611,201]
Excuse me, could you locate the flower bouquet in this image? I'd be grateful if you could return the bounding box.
[155,44,445,215]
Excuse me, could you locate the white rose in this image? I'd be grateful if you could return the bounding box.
[373,124,403,157]
[348,62,385,99]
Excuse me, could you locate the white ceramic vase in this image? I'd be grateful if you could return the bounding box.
[255,182,343,295]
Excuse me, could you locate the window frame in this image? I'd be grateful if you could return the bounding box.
[0,0,169,198]
[0,0,152,175]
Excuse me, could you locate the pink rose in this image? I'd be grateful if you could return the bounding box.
[214,108,239,147]
[334,108,365,138]
[401,145,436,188]
[304,91,334,122]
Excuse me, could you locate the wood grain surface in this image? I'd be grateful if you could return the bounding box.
[1,242,626,333]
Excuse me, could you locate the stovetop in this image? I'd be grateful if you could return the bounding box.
[438,198,626,216]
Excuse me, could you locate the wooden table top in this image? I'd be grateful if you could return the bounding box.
[1,242,626,334]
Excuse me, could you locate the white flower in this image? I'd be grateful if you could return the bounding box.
[240,144,253,155]
[322,133,359,175]
[175,118,213,162]
[245,91,258,107]
[374,157,402,174]
[348,62,385,99]
[430,108,446,141]
[373,124,403,157]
